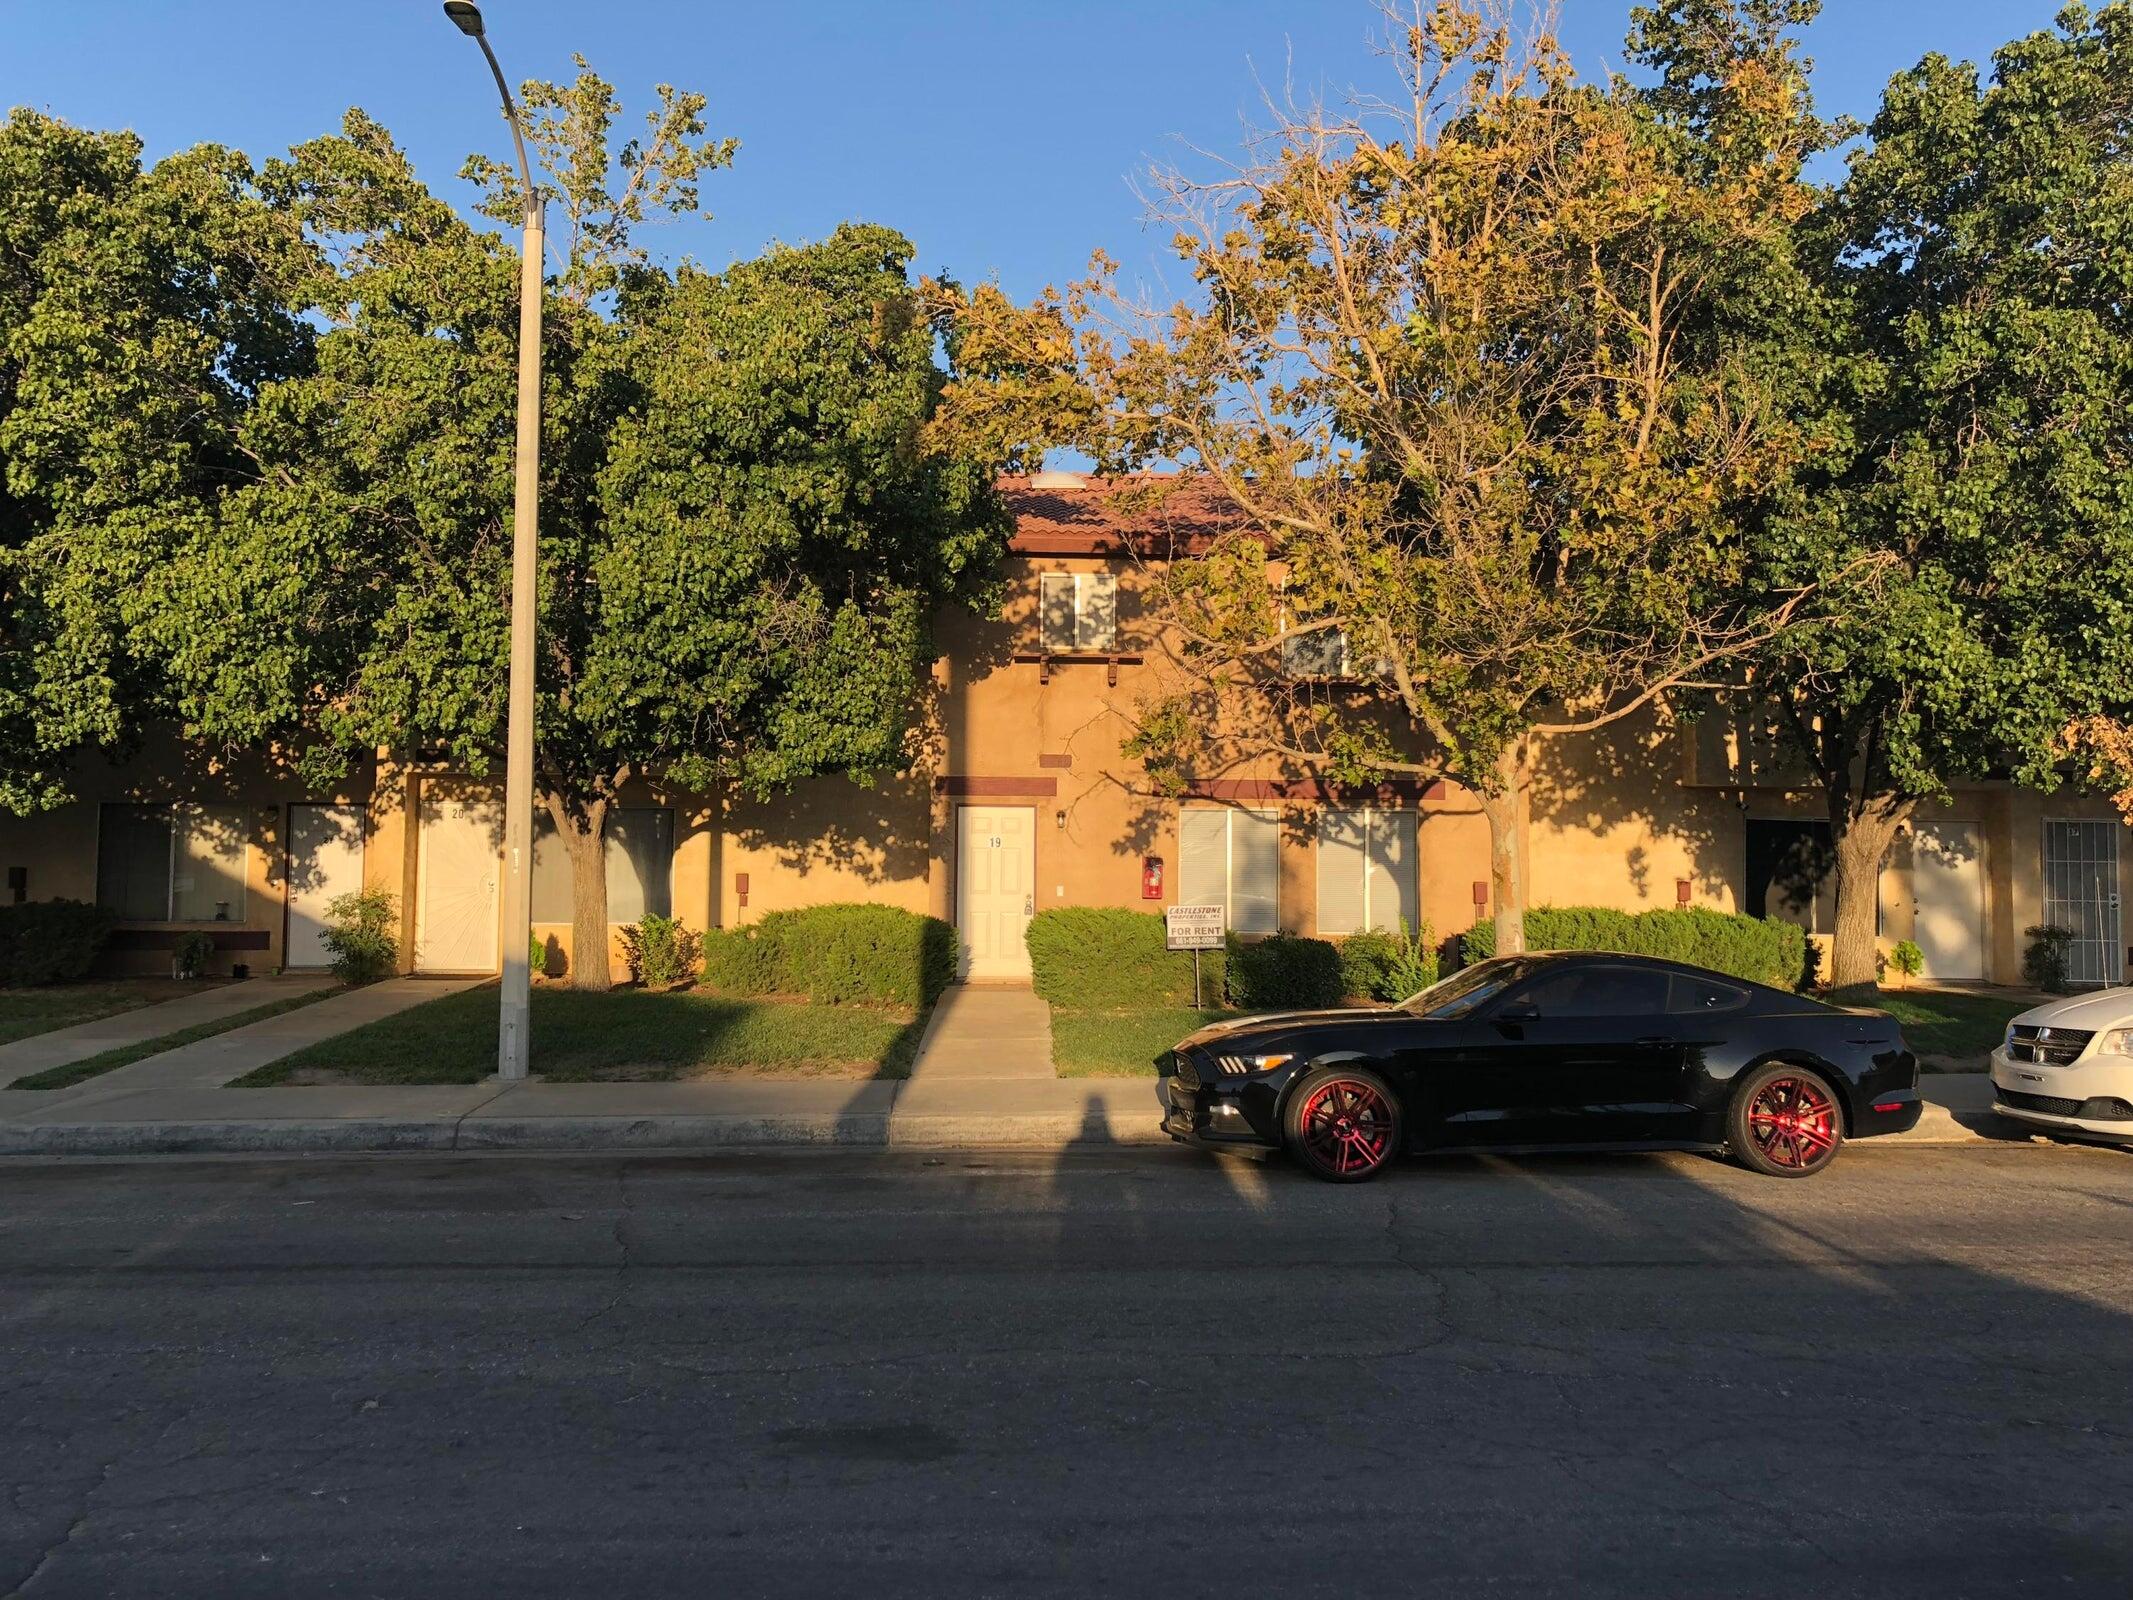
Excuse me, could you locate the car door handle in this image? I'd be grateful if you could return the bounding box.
[1634,1035,1678,1046]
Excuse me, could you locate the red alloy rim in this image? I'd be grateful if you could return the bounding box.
[1300,1079,1394,1176]
[1747,1075,1838,1169]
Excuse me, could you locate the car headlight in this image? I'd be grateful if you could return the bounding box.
[1214,1052,1293,1077]
[2099,1029,2133,1058]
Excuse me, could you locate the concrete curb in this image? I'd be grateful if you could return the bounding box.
[0,1112,2046,1158]
[0,1113,1183,1157]
[0,1119,461,1156]
[453,1115,895,1151]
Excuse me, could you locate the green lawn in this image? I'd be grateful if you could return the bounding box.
[0,979,230,1049]
[233,984,929,1086]
[1865,987,2033,1065]
[11,986,341,1090]
[1051,1007,1250,1077]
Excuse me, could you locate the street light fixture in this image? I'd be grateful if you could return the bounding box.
[442,0,541,1081]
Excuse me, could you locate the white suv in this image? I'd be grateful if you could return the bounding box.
[1991,991,2133,1143]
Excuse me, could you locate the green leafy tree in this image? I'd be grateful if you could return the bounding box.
[1738,2,2133,988]
[0,110,311,814]
[1061,1,1826,954]
[155,72,1010,988]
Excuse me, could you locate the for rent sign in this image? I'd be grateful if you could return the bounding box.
[1165,904,1225,951]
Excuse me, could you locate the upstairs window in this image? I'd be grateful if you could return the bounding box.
[1281,625,1350,680]
[1040,572,1117,653]
[1178,806,1279,935]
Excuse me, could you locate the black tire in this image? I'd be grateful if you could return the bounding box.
[1284,1065,1403,1183]
[1729,1062,1844,1178]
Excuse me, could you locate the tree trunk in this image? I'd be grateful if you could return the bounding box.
[1827,799,1908,992]
[545,793,612,992]
[1479,740,1532,956]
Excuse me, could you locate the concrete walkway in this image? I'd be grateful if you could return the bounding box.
[905,984,1055,1079]
[0,975,335,1089]
[12,976,485,1112]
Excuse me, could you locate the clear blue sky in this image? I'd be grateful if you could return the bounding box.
[0,0,2075,301]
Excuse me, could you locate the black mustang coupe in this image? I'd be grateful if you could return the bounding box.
[1162,951,1922,1182]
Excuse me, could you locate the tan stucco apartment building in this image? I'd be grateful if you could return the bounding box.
[7,474,2130,989]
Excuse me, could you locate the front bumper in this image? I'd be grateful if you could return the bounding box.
[1160,1062,1285,1149]
[1990,1047,2133,1142]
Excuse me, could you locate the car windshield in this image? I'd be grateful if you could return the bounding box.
[1401,958,1536,1020]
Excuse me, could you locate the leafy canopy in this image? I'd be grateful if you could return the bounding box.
[1744,2,2133,814]
[0,110,311,814]
[1063,0,1828,801]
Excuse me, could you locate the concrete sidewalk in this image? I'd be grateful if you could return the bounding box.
[0,975,335,1089]
[0,1064,2045,1159]
[904,984,1055,1079]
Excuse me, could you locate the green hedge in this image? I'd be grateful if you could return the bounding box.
[0,900,114,986]
[1226,932,1345,1009]
[1461,906,1807,989]
[1027,908,1226,1007]
[699,903,955,1007]
[1027,908,1353,1009]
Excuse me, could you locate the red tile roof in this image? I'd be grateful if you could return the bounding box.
[1000,473,1244,557]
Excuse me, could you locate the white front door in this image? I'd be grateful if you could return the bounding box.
[956,806,1035,980]
[1912,820,1984,982]
[416,794,502,974]
[286,805,365,969]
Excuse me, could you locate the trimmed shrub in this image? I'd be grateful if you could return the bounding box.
[700,925,780,995]
[698,904,954,1007]
[1338,922,1439,1002]
[320,888,399,984]
[1026,907,1226,1008]
[1461,906,1808,990]
[2023,924,2075,993]
[618,913,703,990]
[0,899,114,986]
[1225,932,1345,1009]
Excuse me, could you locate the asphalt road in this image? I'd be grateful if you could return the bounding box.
[3,1142,2131,1599]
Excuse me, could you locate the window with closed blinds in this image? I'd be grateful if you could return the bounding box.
[531,808,675,923]
[1177,807,1279,935]
[1038,573,1118,652]
[1316,810,1419,934]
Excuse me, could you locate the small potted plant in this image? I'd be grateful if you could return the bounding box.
[173,931,217,980]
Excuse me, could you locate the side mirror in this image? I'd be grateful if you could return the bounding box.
[1496,998,1538,1022]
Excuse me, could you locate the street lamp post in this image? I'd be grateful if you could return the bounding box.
[443,1,539,1081]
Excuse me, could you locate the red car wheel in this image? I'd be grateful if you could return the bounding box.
[1287,1068,1402,1182]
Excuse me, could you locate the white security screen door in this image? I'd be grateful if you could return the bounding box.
[956,806,1035,979]
[416,794,502,974]
[2044,819,2123,986]
[1911,820,1984,982]
[286,805,365,969]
